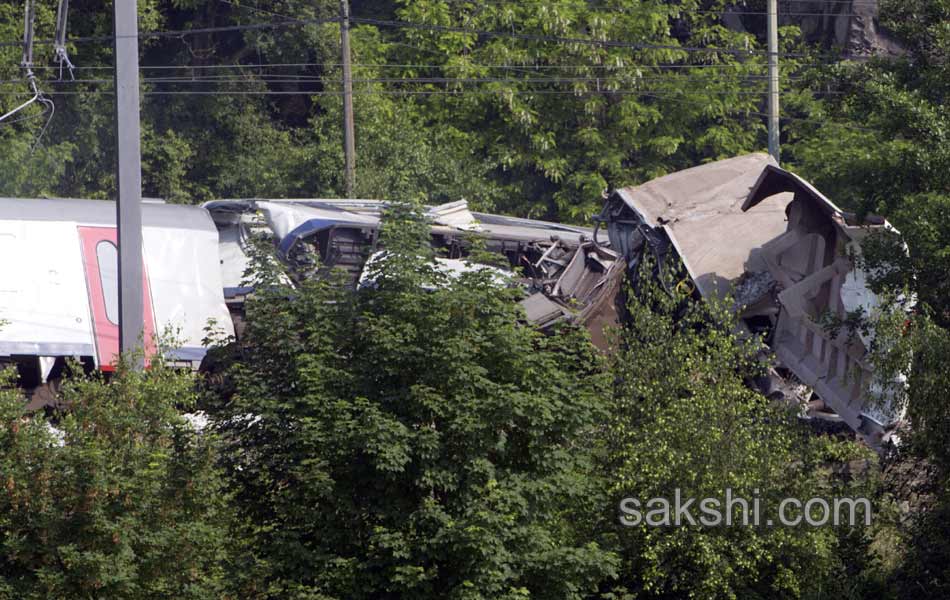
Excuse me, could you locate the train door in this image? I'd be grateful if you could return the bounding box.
[77,226,156,370]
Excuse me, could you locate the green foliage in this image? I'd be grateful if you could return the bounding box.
[361,0,791,219]
[0,360,233,599]
[602,260,880,599]
[891,498,950,600]
[858,309,950,600]
[0,2,947,596]
[208,201,617,598]
[902,319,950,476]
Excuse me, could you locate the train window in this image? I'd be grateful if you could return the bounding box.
[96,240,119,325]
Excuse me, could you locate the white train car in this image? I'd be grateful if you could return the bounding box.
[0,198,233,394]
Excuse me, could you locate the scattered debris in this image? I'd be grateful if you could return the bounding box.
[182,411,209,432]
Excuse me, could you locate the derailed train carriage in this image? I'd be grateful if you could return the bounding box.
[0,194,624,402]
[0,154,905,446]
[600,153,905,447]
[204,197,624,348]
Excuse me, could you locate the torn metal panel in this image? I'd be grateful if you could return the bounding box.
[427,200,481,230]
[205,199,622,349]
[256,201,379,264]
[602,155,905,448]
[742,164,904,444]
[528,242,624,349]
[520,293,568,327]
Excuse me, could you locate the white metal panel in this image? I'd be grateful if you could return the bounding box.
[143,225,235,350]
[0,220,94,355]
[217,224,251,290]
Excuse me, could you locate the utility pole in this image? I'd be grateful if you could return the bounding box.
[113,0,144,368]
[339,0,356,197]
[767,0,780,164]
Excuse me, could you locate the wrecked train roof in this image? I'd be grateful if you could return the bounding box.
[204,198,603,292]
[603,154,906,447]
[608,153,792,298]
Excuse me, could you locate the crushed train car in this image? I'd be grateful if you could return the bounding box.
[600,153,904,446]
[0,195,622,402]
[204,198,624,349]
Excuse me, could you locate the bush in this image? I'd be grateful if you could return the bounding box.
[0,359,233,599]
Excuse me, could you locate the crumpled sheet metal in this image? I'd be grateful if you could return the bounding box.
[603,154,905,448]
[743,164,904,444]
[606,153,792,299]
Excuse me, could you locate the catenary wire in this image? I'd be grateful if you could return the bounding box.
[0,15,814,59]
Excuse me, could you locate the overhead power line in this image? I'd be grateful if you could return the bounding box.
[0,15,813,58]
[0,74,808,86]
[153,89,815,97]
[0,103,50,126]
[349,17,810,57]
[19,61,788,73]
[0,87,815,97]
[0,16,342,48]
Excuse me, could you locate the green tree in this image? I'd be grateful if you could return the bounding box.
[601,261,882,599]
[0,0,805,217]
[859,301,950,599]
[785,0,950,323]
[206,201,618,598]
[356,0,792,220]
[0,359,234,599]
